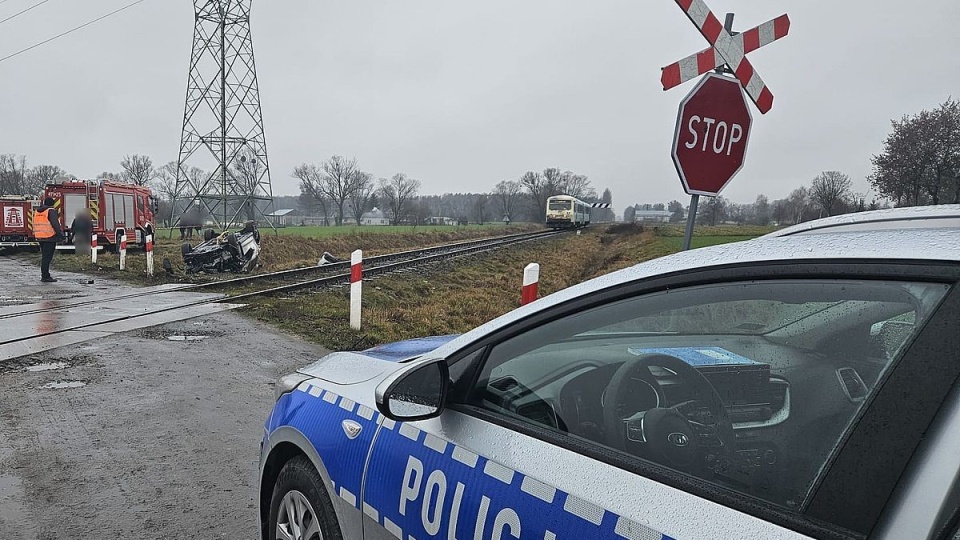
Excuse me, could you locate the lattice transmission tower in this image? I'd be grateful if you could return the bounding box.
[171,0,275,234]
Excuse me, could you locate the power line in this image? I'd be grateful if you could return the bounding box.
[0,0,19,6]
[0,0,149,65]
[0,0,53,26]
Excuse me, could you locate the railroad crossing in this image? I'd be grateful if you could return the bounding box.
[0,257,240,362]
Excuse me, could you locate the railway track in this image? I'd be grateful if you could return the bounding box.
[0,230,564,347]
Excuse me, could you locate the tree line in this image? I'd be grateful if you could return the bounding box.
[627,170,880,226]
[292,158,616,226]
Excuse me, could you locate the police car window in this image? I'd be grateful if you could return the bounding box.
[471,279,948,516]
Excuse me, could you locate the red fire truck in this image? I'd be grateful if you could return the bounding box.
[0,195,39,249]
[43,180,158,250]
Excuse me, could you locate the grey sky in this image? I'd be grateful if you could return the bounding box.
[1,0,958,212]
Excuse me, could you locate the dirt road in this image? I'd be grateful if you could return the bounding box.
[0,310,327,538]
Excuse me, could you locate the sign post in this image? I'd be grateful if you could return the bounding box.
[350,249,362,330]
[118,230,127,270]
[145,234,154,276]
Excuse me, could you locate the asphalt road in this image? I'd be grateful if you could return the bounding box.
[0,307,328,538]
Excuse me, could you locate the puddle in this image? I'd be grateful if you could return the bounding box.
[167,335,208,341]
[25,362,68,372]
[41,381,86,389]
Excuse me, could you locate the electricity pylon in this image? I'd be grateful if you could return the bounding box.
[171,0,275,234]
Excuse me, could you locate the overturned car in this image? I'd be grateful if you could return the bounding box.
[181,221,261,274]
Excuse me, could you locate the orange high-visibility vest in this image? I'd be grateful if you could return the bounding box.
[33,208,56,239]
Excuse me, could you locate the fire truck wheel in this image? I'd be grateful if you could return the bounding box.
[181,242,193,258]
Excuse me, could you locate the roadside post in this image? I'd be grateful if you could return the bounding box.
[350,249,362,330]
[145,234,154,276]
[660,1,789,250]
[521,263,540,305]
[91,234,98,264]
[118,230,127,270]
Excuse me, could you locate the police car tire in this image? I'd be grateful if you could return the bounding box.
[269,456,343,540]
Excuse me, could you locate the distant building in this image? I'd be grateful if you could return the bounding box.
[361,208,391,226]
[632,210,673,223]
[424,216,459,226]
[264,208,301,227]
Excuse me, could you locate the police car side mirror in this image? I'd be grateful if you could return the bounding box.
[376,358,449,422]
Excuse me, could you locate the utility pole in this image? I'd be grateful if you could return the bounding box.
[171,0,276,235]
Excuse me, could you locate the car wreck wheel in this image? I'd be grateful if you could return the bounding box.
[269,456,342,540]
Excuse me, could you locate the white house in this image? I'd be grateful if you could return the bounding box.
[360,208,391,226]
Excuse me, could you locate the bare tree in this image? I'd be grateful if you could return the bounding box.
[473,193,489,224]
[0,154,29,195]
[317,155,359,226]
[120,154,155,186]
[519,171,548,219]
[294,164,331,226]
[229,149,265,221]
[558,171,595,200]
[97,171,123,182]
[348,170,376,226]
[811,171,852,216]
[28,165,67,192]
[379,173,421,225]
[154,161,179,203]
[668,200,684,222]
[697,196,728,225]
[492,180,523,222]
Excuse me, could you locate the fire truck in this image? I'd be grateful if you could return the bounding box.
[43,180,158,250]
[0,195,39,248]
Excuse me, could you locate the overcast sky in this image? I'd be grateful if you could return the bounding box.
[1,0,958,212]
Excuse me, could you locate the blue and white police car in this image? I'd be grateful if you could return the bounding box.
[259,206,960,540]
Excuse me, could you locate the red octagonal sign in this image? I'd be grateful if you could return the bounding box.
[671,73,752,196]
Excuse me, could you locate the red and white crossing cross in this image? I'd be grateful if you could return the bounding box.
[660,0,789,114]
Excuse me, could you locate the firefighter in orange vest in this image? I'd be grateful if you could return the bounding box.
[34,197,65,282]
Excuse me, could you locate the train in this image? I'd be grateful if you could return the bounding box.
[545,194,591,229]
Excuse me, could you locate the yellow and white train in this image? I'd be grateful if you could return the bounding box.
[545,194,591,229]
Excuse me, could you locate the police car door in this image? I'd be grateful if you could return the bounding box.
[359,270,956,540]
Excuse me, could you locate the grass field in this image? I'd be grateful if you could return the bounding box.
[242,223,777,350]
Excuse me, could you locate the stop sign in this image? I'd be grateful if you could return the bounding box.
[671,73,752,196]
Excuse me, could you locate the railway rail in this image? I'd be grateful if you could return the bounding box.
[0,229,564,355]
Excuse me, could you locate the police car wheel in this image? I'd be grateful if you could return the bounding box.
[269,456,343,540]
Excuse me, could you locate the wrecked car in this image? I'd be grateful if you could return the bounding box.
[181,221,261,274]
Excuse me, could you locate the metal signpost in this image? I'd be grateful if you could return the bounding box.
[660,0,790,250]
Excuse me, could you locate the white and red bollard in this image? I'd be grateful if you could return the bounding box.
[350,250,362,330]
[145,234,154,276]
[118,230,127,271]
[522,263,540,305]
[90,234,98,264]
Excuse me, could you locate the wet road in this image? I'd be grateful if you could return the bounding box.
[0,257,328,538]
[0,257,240,361]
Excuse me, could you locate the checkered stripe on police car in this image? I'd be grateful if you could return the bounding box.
[296,382,665,540]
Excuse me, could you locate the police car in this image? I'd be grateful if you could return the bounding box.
[259,206,960,540]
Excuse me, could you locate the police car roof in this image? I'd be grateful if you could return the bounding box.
[430,214,960,359]
[763,204,960,237]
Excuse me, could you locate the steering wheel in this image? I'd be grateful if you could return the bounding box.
[602,353,734,472]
